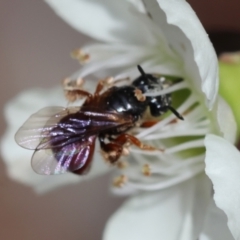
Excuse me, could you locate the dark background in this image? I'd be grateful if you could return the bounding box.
[0,1,239,239]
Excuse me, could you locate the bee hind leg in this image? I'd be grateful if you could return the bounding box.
[113,133,158,151]
[99,137,123,164]
[99,133,163,165]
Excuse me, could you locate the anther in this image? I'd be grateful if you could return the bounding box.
[62,78,71,87]
[117,160,128,169]
[113,175,128,188]
[142,164,151,176]
[101,150,119,165]
[71,48,90,64]
[62,77,84,89]
[100,77,114,87]
[134,89,146,102]
[76,78,84,87]
[105,77,114,85]
[122,147,130,156]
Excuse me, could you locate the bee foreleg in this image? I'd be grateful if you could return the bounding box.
[140,120,158,128]
[94,77,114,95]
[94,77,130,95]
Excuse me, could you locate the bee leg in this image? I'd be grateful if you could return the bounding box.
[94,77,130,95]
[113,134,158,151]
[62,78,92,102]
[64,89,92,103]
[94,77,114,95]
[140,120,158,128]
[99,136,123,164]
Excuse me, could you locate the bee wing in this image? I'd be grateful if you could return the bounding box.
[31,135,96,175]
[15,106,132,151]
[15,106,80,150]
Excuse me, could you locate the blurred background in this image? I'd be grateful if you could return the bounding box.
[0,0,239,239]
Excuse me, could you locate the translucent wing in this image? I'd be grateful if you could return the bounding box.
[16,106,133,175]
[15,106,132,150]
[15,107,79,150]
[31,135,96,175]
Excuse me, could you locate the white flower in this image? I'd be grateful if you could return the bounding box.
[1,0,240,239]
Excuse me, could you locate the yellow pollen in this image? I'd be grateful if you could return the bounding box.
[76,78,84,87]
[105,77,114,85]
[134,89,146,102]
[141,143,157,151]
[62,78,71,87]
[99,77,114,88]
[62,77,84,89]
[101,150,118,164]
[142,164,151,176]
[71,48,90,64]
[122,147,130,156]
[117,160,128,169]
[113,175,128,188]
[109,151,117,158]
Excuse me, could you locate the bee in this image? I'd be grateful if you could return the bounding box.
[15,66,183,175]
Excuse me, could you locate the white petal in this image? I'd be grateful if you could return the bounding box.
[199,200,234,240]
[214,96,237,144]
[104,174,211,240]
[205,134,240,240]
[143,0,218,109]
[127,0,145,12]
[1,87,109,193]
[45,0,152,44]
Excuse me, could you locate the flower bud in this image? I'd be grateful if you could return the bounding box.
[219,52,240,138]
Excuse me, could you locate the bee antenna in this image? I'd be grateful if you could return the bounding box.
[137,65,158,84]
[166,106,184,120]
[137,65,151,83]
[137,65,146,77]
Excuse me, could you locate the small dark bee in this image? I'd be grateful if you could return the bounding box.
[15,66,183,175]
